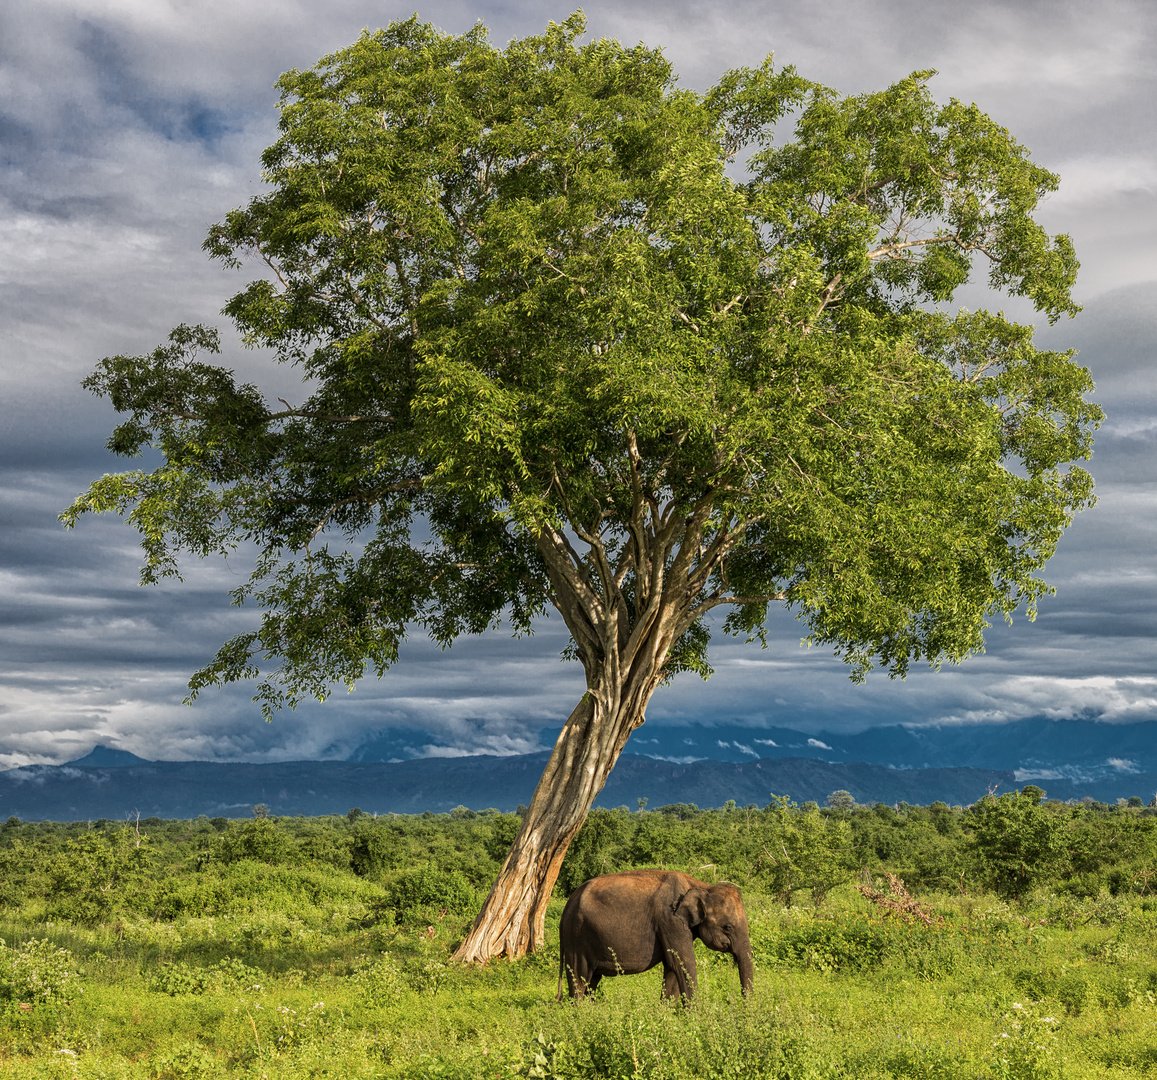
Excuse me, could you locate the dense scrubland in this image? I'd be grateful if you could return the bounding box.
[3,790,1157,1078]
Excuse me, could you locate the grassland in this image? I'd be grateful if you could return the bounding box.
[2,795,1157,1078]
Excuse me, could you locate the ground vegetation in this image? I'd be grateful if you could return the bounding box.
[2,794,1157,1075]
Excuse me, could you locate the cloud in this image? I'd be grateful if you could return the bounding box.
[1014,757,1141,783]
[1108,757,1141,773]
[1,0,1156,770]
[934,677,1157,726]
[807,739,833,750]
[1049,157,1157,209]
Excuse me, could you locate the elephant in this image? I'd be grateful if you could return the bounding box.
[557,869,754,1001]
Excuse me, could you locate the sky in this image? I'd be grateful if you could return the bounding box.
[1,0,1155,768]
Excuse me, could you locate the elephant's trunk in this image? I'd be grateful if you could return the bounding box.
[734,937,754,997]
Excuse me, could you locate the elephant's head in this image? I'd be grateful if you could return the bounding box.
[676,881,754,996]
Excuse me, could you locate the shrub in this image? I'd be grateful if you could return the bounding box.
[44,827,149,923]
[349,954,405,1005]
[483,813,523,863]
[383,868,477,923]
[969,791,1068,901]
[214,818,298,865]
[768,915,890,972]
[350,822,402,877]
[557,809,629,894]
[0,937,83,1005]
[150,957,264,996]
[151,1041,218,1079]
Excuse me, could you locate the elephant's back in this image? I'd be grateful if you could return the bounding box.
[563,870,688,930]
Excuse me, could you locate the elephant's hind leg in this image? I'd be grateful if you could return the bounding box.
[564,961,601,1000]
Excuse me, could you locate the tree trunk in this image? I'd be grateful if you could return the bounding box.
[451,669,660,963]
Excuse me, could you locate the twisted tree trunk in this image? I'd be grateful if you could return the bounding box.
[451,637,674,961]
[452,530,684,962]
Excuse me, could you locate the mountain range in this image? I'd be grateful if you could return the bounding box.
[1,717,1155,820]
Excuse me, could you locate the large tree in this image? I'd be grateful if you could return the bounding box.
[64,14,1100,962]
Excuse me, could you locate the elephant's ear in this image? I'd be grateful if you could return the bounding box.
[675,888,706,928]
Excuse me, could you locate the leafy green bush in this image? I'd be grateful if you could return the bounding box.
[969,791,1067,901]
[401,958,449,996]
[214,818,299,865]
[557,809,629,894]
[0,937,83,1005]
[150,957,263,996]
[151,1041,218,1079]
[483,813,524,863]
[44,828,150,923]
[755,797,855,905]
[349,954,405,1005]
[990,1001,1062,1080]
[350,822,402,877]
[768,914,890,972]
[383,868,476,923]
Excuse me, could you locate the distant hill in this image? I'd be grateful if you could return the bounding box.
[1,750,1153,821]
[67,746,153,768]
[625,718,1157,781]
[347,717,1157,787]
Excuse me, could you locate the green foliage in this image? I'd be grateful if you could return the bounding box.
[45,826,150,923]
[349,821,401,877]
[0,937,83,1005]
[214,817,299,865]
[400,958,449,996]
[151,1041,218,1079]
[557,809,630,894]
[65,12,1098,726]
[514,1032,566,1079]
[756,796,856,905]
[482,813,524,863]
[990,1001,1062,1080]
[3,807,1157,1076]
[150,957,263,996]
[348,953,405,1005]
[383,868,477,923]
[970,791,1068,900]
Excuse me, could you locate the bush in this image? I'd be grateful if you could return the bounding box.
[0,937,83,1005]
[150,957,263,996]
[969,791,1067,901]
[557,809,629,894]
[349,954,405,1005]
[483,813,523,863]
[383,868,477,923]
[350,823,402,877]
[215,818,299,865]
[768,915,890,972]
[44,828,150,923]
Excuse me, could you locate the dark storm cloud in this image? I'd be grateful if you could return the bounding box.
[1,0,1155,767]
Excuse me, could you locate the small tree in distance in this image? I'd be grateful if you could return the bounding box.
[64,14,1100,961]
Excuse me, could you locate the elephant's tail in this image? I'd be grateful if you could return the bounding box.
[556,950,565,1001]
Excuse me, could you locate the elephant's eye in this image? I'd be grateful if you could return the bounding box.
[722,924,733,933]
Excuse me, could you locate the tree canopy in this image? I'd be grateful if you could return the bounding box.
[64,13,1101,959]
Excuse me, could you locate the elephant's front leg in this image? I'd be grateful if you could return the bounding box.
[661,951,697,1002]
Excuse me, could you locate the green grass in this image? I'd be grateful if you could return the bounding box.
[4,803,1157,1077]
[4,883,1157,1078]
